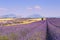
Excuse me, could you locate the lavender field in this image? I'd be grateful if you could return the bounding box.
[0,18,60,40]
[0,18,47,40]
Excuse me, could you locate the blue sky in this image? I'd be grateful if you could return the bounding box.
[0,0,60,17]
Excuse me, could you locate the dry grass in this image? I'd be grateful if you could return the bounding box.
[0,18,46,26]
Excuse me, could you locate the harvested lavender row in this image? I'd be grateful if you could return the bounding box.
[47,18,60,40]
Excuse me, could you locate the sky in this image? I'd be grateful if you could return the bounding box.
[0,0,60,17]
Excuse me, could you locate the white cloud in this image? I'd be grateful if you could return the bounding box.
[34,5,41,10]
[0,8,8,14]
[0,8,8,11]
[26,6,42,11]
[27,7,32,10]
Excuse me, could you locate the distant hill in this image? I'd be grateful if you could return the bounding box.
[27,14,43,18]
[1,14,17,18]
[0,14,43,18]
